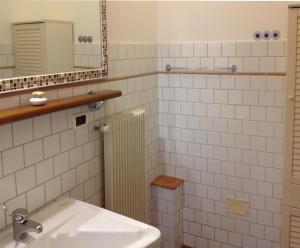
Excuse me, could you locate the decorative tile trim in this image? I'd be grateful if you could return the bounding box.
[0,69,103,93]
[101,0,108,76]
[0,0,108,94]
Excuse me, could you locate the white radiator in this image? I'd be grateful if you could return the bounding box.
[102,109,146,222]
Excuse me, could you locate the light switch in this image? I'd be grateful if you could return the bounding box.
[73,113,88,129]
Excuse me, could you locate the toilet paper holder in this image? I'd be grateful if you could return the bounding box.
[94,124,110,132]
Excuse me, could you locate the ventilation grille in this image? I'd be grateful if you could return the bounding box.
[290,212,300,247]
[13,23,45,76]
[292,16,300,180]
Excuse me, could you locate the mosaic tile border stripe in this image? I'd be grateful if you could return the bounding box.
[101,0,108,77]
[0,0,108,94]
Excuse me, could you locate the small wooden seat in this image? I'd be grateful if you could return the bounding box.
[151,175,184,190]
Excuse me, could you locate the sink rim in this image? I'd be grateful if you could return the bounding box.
[0,197,161,248]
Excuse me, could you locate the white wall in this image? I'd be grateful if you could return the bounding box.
[107,1,157,43]
[1,1,288,44]
[0,0,101,43]
[107,1,288,43]
[156,1,288,42]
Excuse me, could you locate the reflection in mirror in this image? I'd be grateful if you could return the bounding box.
[0,0,102,79]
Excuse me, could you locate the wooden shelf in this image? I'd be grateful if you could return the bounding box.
[0,90,121,125]
[151,175,184,190]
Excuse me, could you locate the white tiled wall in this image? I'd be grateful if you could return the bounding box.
[108,43,157,76]
[157,40,286,248]
[0,107,104,230]
[157,40,286,73]
[0,39,287,248]
[0,43,14,79]
[74,43,102,69]
[0,43,160,230]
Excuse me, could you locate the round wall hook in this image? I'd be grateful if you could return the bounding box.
[82,36,88,43]
[78,36,84,43]
[262,31,271,40]
[87,36,93,43]
[165,64,172,72]
[253,31,262,41]
[271,30,280,40]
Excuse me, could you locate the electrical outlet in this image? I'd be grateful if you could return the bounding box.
[73,113,88,129]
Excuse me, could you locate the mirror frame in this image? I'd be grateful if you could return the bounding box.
[0,0,108,95]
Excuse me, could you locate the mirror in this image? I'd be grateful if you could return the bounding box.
[0,0,103,80]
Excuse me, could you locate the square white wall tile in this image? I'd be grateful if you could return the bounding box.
[252,41,268,56]
[260,57,276,72]
[13,119,33,145]
[181,43,194,57]
[24,140,43,166]
[45,176,62,202]
[69,146,84,168]
[2,146,24,176]
[60,130,75,152]
[222,42,236,57]
[36,158,54,185]
[169,44,181,57]
[53,152,69,176]
[268,41,285,56]
[62,169,76,193]
[27,185,45,212]
[0,175,16,202]
[51,111,68,133]
[0,124,12,151]
[16,166,36,194]
[208,42,222,57]
[236,42,252,56]
[194,43,208,57]
[44,134,60,158]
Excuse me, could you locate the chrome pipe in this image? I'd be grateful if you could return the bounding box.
[165,64,238,73]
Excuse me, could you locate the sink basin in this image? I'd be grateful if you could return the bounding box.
[0,198,161,248]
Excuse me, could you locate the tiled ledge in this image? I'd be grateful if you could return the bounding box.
[0,72,157,97]
[0,66,14,70]
[160,70,286,76]
[0,90,121,125]
[151,175,184,190]
[0,70,286,98]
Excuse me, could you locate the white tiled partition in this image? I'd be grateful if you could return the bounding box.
[152,183,183,248]
[157,40,286,248]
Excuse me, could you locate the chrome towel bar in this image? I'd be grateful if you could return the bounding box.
[165,64,238,73]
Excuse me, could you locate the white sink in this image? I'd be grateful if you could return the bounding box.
[0,198,161,248]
